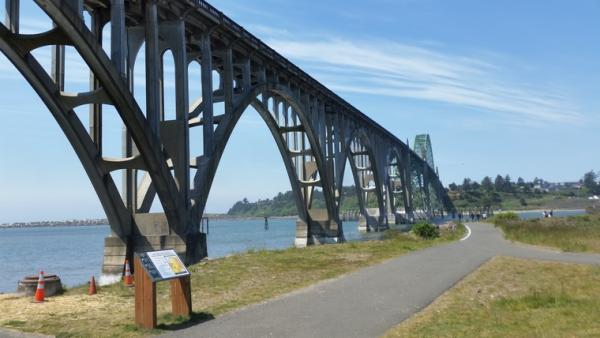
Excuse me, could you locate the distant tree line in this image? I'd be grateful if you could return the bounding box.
[227,171,597,216]
[582,170,600,195]
[448,171,593,210]
[227,187,362,217]
[449,174,545,195]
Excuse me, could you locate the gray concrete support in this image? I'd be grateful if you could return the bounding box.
[145,0,160,135]
[5,0,19,34]
[201,33,214,155]
[101,213,206,285]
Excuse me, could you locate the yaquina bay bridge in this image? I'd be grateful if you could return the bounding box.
[1,0,454,282]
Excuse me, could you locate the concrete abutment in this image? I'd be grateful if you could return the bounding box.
[295,209,344,247]
[100,213,207,285]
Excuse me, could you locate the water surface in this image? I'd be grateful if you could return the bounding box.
[0,219,360,293]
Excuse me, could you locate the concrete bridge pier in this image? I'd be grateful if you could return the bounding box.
[295,209,344,247]
[357,208,389,232]
[100,213,207,285]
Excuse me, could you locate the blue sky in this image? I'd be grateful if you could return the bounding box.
[1,0,599,222]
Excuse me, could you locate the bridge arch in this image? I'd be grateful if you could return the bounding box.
[0,4,211,282]
[2,0,457,283]
[385,147,411,224]
[344,128,387,231]
[188,80,342,246]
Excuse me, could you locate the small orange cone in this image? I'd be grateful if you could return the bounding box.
[88,275,97,295]
[34,271,45,303]
[123,259,133,287]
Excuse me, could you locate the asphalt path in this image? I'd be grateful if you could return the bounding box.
[160,223,600,338]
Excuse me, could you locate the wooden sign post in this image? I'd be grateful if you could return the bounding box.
[133,250,192,329]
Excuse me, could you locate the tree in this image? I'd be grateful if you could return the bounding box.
[583,171,598,194]
[481,191,502,209]
[481,176,493,191]
[462,178,472,191]
[448,183,458,191]
[494,175,505,192]
[504,175,513,193]
[517,177,525,186]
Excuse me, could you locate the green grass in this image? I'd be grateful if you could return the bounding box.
[0,224,464,337]
[492,212,600,253]
[450,189,593,212]
[384,257,600,338]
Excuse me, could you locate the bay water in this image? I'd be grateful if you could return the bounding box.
[1,210,586,293]
[0,218,359,293]
[516,209,586,220]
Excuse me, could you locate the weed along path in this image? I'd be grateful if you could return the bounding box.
[161,223,600,338]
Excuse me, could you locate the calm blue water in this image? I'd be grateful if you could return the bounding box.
[0,225,109,293]
[6,210,582,293]
[516,209,586,220]
[0,219,359,293]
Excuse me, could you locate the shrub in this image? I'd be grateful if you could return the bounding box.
[492,212,520,225]
[412,222,439,239]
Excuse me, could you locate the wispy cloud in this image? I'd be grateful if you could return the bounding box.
[2,15,584,125]
[266,37,583,125]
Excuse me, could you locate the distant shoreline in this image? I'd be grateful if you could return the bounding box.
[503,208,586,213]
[0,215,300,229]
[2,209,588,229]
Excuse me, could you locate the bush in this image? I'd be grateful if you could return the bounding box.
[492,212,520,225]
[412,222,440,239]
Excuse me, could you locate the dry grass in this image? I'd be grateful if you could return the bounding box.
[384,256,600,338]
[0,226,464,337]
[494,213,600,253]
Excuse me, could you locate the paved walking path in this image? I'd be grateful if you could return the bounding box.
[161,223,600,338]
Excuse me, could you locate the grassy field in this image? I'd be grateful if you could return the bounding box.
[384,256,600,338]
[0,225,464,338]
[499,195,592,211]
[493,212,600,253]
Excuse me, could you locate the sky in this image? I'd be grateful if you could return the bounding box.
[0,0,599,222]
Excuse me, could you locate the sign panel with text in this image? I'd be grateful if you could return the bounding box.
[136,250,190,282]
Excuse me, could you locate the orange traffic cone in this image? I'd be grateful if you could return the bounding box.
[123,259,133,287]
[88,275,97,295]
[34,271,45,303]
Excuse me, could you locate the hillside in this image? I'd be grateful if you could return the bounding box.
[227,187,367,217]
[227,173,597,217]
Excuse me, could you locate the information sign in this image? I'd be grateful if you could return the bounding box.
[136,250,190,282]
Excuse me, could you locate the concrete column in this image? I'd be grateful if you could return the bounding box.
[201,34,214,155]
[404,150,415,222]
[223,46,234,115]
[242,58,251,91]
[423,166,432,219]
[171,20,190,208]
[5,0,19,34]
[89,10,103,153]
[145,0,160,136]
